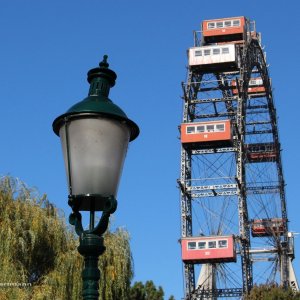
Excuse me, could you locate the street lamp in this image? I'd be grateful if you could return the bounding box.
[53,55,139,300]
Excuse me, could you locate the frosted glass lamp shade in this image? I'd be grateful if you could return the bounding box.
[59,115,130,211]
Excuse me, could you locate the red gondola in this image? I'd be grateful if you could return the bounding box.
[251,218,285,237]
[181,235,236,264]
[231,78,266,95]
[181,120,232,145]
[202,17,246,43]
[246,143,277,163]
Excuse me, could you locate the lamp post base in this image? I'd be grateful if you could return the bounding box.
[78,233,105,300]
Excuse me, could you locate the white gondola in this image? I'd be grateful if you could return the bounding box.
[188,44,239,71]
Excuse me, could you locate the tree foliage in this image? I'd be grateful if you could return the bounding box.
[0,176,133,300]
[129,280,164,300]
[245,284,300,300]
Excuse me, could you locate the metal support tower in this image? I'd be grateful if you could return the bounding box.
[179,17,298,299]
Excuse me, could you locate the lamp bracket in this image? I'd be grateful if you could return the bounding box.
[69,196,118,237]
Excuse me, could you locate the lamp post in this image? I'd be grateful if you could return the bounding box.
[53,55,139,300]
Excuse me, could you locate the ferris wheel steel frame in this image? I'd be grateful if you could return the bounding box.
[179,18,297,299]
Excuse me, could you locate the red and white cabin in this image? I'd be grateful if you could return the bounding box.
[231,78,266,95]
[181,120,232,145]
[251,218,285,237]
[181,235,236,264]
[202,17,246,43]
[188,44,238,71]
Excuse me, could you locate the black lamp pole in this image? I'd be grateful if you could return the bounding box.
[69,199,116,299]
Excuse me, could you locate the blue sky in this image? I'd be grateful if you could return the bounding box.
[1,1,300,299]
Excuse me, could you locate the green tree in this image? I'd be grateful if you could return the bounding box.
[130,281,146,299]
[0,176,133,300]
[129,280,171,300]
[245,284,300,300]
[145,281,164,300]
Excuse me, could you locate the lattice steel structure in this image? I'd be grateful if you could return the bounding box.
[179,17,298,299]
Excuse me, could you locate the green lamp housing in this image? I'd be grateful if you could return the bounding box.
[53,56,139,211]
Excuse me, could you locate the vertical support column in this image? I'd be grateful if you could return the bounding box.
[288,258,299,291]
[180,73,195,298]
[280,245,289,289]
[236,70,253,293]
[197,264,217,300]
[236,131,251,292]
[180,132,195,297]
[256,44,290,288]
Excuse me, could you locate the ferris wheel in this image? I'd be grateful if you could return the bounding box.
[179,16,298,299]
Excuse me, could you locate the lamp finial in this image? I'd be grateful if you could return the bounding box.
[99,55,109,68]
